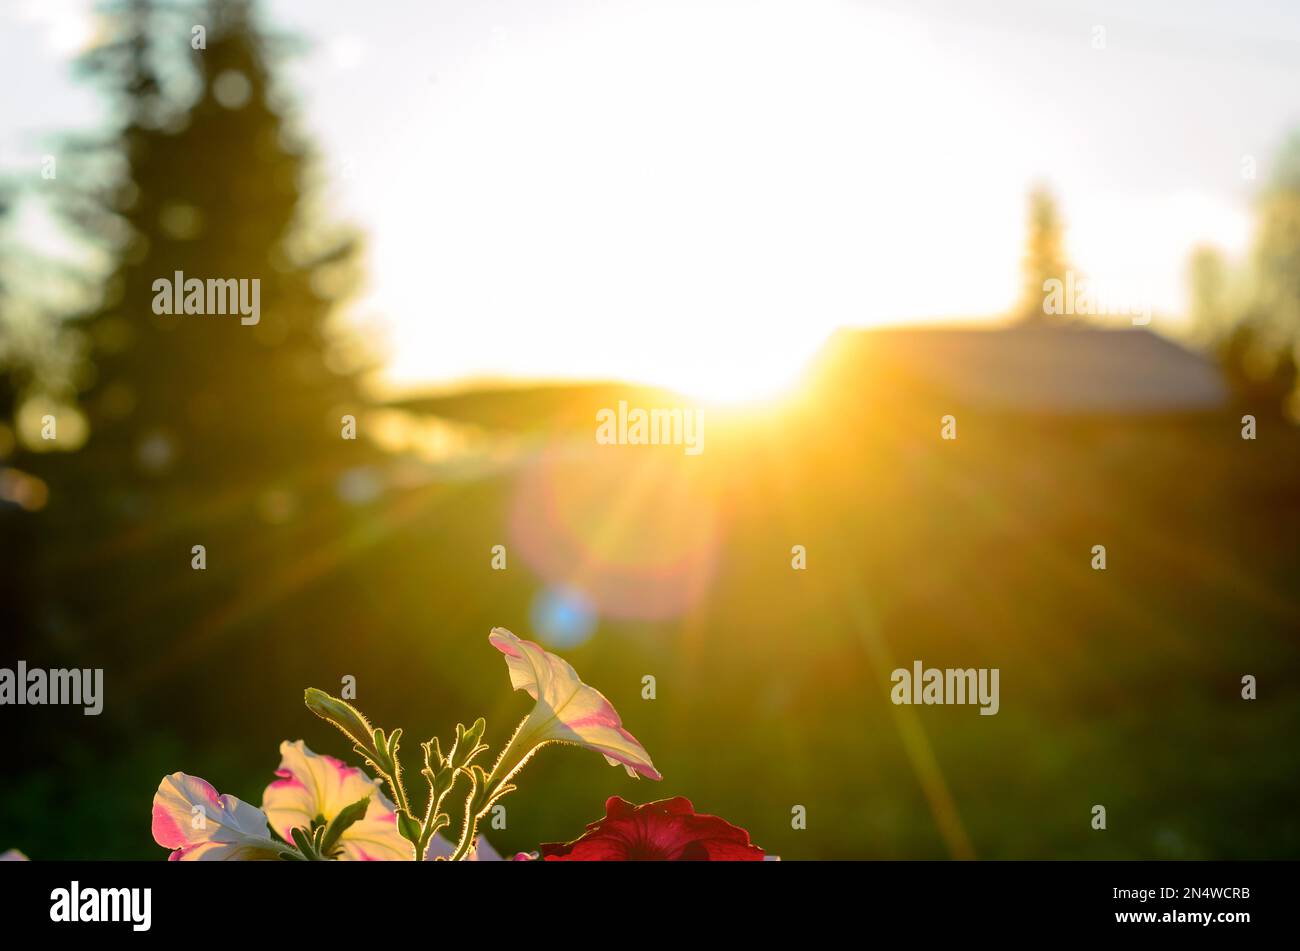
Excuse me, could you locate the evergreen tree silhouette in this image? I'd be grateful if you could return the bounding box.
[0,190,44,739]
[1246,130,1300,413]
[0,187,21,442]
[34,0,381,738]
[61,0,370,487]
[1016,185,1070,325]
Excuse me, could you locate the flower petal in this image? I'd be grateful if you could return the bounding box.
[152,772,281,861]
[262,740,409,861]
[540,796,766,861]
[489,627,660,780]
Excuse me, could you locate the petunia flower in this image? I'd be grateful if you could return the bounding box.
[262,740,499,861]
[540,796,766,861]
[262,740,412,861]
[488,627,661,781]
[152,773,283,861]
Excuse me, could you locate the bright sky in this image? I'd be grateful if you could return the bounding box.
[3,0,1299,400]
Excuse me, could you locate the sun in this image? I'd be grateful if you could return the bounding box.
[654,344,816,408]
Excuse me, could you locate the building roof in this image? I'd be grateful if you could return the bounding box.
[816,324,1229,413]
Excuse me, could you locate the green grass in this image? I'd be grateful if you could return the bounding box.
[5,402,1298,860]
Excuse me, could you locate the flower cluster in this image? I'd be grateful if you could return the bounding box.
[152,627,765,861]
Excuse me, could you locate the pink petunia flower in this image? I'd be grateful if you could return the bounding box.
[261,740,500,861]
[151,773,282,861]
[489,627,660,781]
[262,740,411,861]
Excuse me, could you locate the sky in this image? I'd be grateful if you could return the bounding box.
[2,0,1299,401]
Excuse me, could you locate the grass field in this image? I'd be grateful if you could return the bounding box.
[4,385,1299,860]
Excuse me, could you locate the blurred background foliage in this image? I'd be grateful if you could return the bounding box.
[1,0,1298,860]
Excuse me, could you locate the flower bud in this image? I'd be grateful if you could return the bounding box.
[303,688,379,760]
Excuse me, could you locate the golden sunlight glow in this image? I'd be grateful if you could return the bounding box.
[363,1,1029,393]
[649,337,820,406]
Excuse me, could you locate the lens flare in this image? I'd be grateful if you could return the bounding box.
[509,447,720,622]
[530,586,597,648]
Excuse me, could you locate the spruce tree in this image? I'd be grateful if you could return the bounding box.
[1017,185,1070,325]
[40,0,379,730]
[1246,131,1300,413]
[63,0,369,486]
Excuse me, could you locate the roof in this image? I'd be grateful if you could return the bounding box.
[816,325,1229,413]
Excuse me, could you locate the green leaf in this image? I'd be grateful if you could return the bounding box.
[396,809,423,847]
[424,738,445,769]
[447,721,490,772]
[369,728,394,774]
[319,794,373,858]
[290,825,322,861]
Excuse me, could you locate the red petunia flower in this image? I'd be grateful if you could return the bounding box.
[541,796,766,861]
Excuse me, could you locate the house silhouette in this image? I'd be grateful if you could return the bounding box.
[811,324,1228,415]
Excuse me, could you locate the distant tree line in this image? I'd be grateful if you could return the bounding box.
[1187,133,1300,416]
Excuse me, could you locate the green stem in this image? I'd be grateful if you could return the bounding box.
[485,716,535,790]
[446,716,550,860]
[485,707,568,795]
[378,764,424,862]
[391,759,413,812]
[449,811,479,862]
[386,774,410,815]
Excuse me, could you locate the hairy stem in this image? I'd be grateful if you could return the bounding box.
[485,715,538,791]
[449,810,480,861]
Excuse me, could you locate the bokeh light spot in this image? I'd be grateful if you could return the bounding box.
[530,586,597,649]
